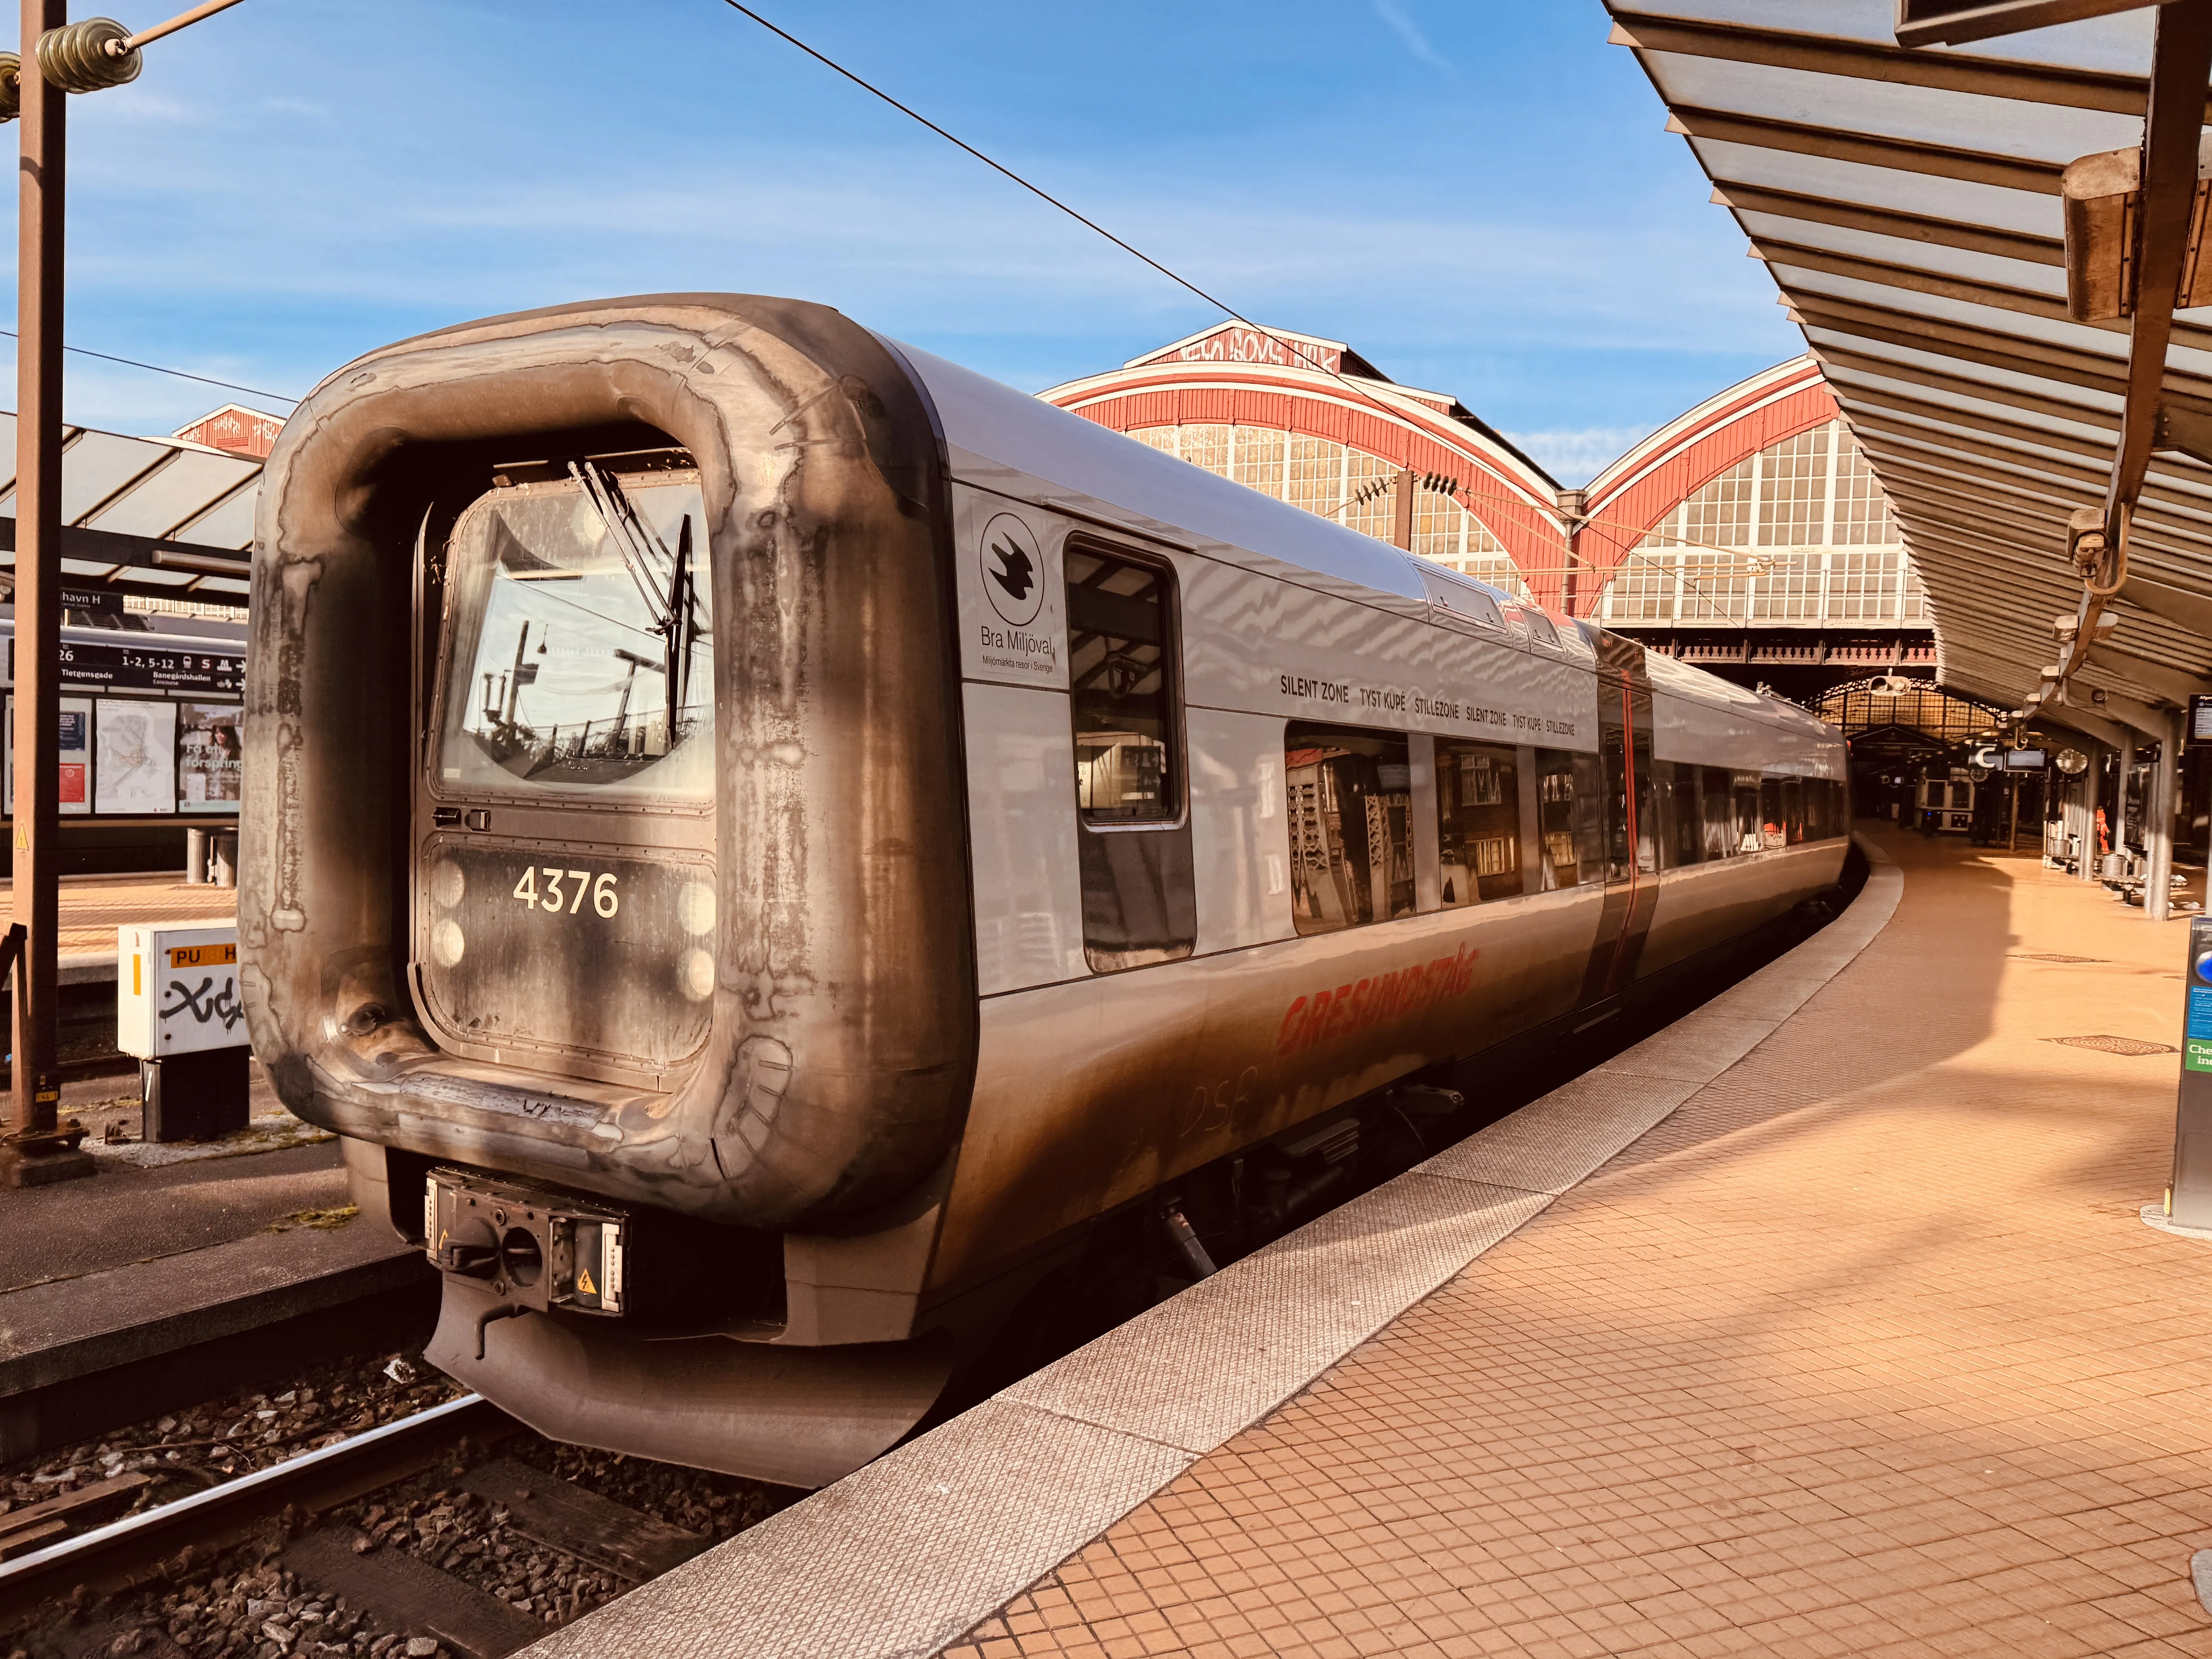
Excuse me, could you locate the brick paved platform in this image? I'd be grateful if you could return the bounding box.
[940,828,2212,1659]
[0,871,235,962]
[527,828,2212,1659]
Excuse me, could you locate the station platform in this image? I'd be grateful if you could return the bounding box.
[538,825,2212,1659]
[0,868,238,975]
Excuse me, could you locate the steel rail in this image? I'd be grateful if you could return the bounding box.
[0,1393,515,1628]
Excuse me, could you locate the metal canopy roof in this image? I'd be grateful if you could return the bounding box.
[0,412,258,603]
[1607,1,2212,746]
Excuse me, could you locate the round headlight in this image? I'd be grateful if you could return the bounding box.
[677,881,716,937]
[431,919,466,967]
[678,946,715,1001]
[431,858,465,910]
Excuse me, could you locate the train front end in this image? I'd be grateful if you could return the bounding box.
[240,296,976,1487]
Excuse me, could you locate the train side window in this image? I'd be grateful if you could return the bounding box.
[1068,547,1176,822]
[1435,738,1521,907]
[1534,748,1602,890]
[1662,761,1702,868]
[1066,541,1195,971]
[1782,776,1806,844]
[1285,723,1415,933]
[1759,776,1786,849]
[1700,765,1736,859]
[1733,771,1764,854]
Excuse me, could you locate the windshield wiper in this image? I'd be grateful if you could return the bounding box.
[568,460,672,625]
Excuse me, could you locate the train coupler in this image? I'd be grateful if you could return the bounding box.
[424,1167,627,1318]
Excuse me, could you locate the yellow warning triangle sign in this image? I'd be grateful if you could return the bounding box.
[578,1264,596,1296]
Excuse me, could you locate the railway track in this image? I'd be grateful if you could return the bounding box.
[0,1391,737,1658]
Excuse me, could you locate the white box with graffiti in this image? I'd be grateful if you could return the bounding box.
[118,923,245,1058]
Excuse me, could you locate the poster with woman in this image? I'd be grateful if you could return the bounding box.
[177,702,242,811]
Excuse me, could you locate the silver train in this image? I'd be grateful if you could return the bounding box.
[240,295,1848,1487]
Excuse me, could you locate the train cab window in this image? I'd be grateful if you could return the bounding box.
[1066,543,1195,971]
[1732,771,1764,854]
[1700,766,1736,859]
[1435,738,1522,907]
[1534,748,1602,889]
[1285,723,1415,933]
[435,467,713,802]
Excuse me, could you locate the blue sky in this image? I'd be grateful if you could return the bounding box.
[8,0,1802,484]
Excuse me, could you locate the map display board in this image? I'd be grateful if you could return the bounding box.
[94,697,177,815]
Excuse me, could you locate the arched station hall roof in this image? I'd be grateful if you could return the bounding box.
[1039,322,1574,606]
[1578,355,1930,638]
[1042,323,1929,644]
[1582,356,1838,558]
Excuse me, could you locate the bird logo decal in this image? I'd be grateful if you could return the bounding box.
[989,537,1035,604]
[978,514,1046,627]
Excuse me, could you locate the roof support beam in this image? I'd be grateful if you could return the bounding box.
[1716,182,2063,266]
[1608,11,2155,113]
[1790,295,2136,397]
[1667,106,2065,195]
[1843,381,2122,462]
[1813,343,2122,430]
[1763,237,2212,355]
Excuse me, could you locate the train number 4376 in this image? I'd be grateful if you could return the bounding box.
[513,866,619,917]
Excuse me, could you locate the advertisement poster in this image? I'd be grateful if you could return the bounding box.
[4,695,93,816]
[94,697,177,815]
[176,702,242,812]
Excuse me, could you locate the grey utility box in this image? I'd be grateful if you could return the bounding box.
[117,922,249,1142]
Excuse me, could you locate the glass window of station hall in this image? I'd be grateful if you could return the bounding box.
[1285,723,1415,933]
[1067,546,1178,823]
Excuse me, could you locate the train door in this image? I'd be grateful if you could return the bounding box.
[1580,635,1657,1003]
[410,452,719,1087]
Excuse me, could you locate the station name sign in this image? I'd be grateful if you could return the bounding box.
[9,638,244,696]
[1135,325,1344,376]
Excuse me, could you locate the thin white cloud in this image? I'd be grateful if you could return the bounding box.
[1505,425,1661,488]
[1370,0,1455,74]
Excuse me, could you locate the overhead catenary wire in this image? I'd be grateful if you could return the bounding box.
[0,328,299,407]
[713,2,1807,631]
[714,7,1589,569]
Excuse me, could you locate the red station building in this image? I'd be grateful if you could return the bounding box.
[1042,325,1935,701]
